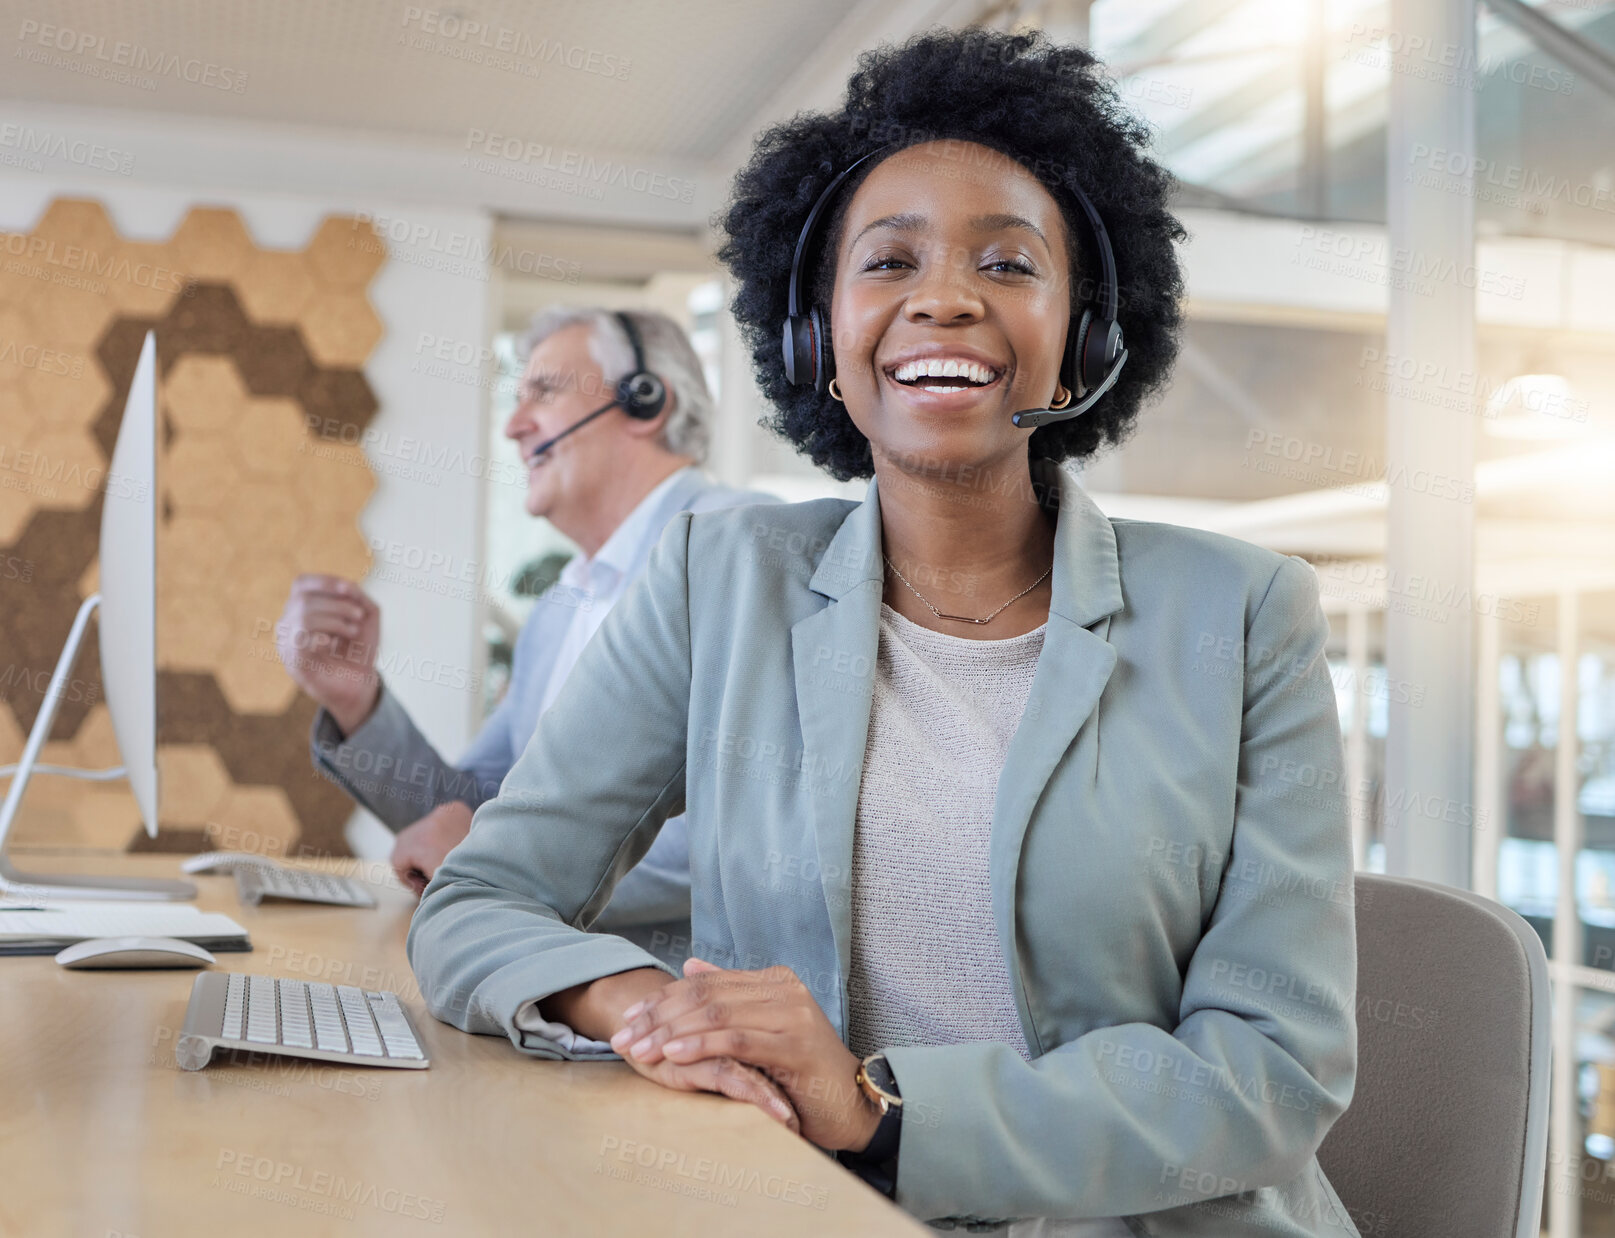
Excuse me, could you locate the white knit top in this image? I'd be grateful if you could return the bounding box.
[846,603,1045,1061]
[848,603,1133,1238]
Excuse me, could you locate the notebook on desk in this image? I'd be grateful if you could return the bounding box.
[0,902,251,956]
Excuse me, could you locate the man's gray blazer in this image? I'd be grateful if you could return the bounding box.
[408,460,1361,1233]
[308,467,777,940]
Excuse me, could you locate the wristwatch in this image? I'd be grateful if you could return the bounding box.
[855,1051,903,1118]
[839,1052,903,1196]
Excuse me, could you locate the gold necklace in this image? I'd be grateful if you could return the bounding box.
[883,555,1052,626]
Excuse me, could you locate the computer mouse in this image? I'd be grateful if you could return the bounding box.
[181,851,275,876]
[54,936,217,970]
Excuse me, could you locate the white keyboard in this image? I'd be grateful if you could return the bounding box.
[176,972,429,1071]
[233,863,376,908]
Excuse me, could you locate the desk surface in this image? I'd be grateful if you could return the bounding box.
[1,851,925,1238]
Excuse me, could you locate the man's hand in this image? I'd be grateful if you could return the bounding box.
[276,574,381,735]
[611,959,879,1152]
[390,800,475,895]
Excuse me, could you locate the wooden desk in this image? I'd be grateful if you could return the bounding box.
[0,851,926,1238]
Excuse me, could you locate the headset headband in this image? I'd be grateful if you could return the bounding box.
[616,309,647,374]
[786,145,896,320]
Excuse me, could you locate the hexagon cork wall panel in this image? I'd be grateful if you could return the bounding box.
[0,200,385,856]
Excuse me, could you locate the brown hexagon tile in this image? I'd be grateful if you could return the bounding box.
[162,512,236,589]
[304,216,386,291]
[18,361,110,431]
[295,440,376,522]
[297,367,375,435]
[161,283,250,356]
[225,554,295,642]
[13,775,141,850]
[0,263,39,310]
[298,292,383,369]
[220,478,304,551]
[234,324,313,396]
[0,305,34,390]
[235,396,309,477]
[0,686,24,762]
[169,207,254,283]
[163,436,237,512]
[157,589,231,672]
[214,639,300,716]
[235,248,318,324]
[102,240,192,316]
[156,742,233,825]
[211,783,302,856]
[30,279,116,352]
[19,426,103,512]
[30,199,119,255]
[300,526,372,582]
[163,354,248,434]
[0,488,35,549]
[67,702,119,767]
[76,785,146,849]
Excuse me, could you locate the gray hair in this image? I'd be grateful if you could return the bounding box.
[520,306,712,463]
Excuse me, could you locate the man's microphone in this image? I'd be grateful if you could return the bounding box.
[525,397,623,463]
[1009,349,1129,430]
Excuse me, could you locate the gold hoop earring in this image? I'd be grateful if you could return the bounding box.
[1048,384,1072,410]
[827,378,844,402]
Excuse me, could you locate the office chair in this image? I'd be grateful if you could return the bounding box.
[1316,873,1551,1238]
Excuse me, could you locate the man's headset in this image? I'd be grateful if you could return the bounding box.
[780,143,1129,430]
[525,310,668,463]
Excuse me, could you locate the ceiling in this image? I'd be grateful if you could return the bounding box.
[0,0,867,158]
[6,0,1614,244]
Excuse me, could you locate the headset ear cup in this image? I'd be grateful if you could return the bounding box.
[811,305,832,394]
[782,316,815,388]
[619,373,666,419]
[1083,318,1123,393]
[1067,309,1092,397]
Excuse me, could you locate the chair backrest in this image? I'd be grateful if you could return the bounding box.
[1316,873,1550,1238]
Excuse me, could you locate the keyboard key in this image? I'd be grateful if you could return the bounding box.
[246,975,278,1044]
[279,980,314,1049]
[222,973,246,1041]
[338,985,385,1056]
[368,991,425,1059]
[308,982,349,1053]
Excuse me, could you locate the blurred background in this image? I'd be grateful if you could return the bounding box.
[0,1,1612,1231]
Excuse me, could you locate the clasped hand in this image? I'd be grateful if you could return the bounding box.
[611,958,882,1154]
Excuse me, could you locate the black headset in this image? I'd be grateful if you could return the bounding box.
[526,310,667,462]
[612,311,668,420]
[780,143,1128,429]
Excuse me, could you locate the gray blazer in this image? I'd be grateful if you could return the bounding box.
[408,461,1361,1235]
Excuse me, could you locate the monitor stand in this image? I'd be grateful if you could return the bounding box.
[0,595,195,900]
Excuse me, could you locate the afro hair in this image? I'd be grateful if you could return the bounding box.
[715,26,1187,481]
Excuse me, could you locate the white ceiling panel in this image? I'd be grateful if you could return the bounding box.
[0,0,865,158]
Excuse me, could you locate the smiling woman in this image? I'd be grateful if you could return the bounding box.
[408,26,1362,1238]
[719,28,1186,484]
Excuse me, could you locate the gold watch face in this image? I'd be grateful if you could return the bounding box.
[858,1055,901,1109]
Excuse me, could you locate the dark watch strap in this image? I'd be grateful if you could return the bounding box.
[837,1055,903,1197]
[836,1114,901,1198]
[852,1101,903,1164]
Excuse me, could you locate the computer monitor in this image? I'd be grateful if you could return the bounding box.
[0,331,195,900]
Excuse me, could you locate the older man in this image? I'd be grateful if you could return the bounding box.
[277,307,776,950]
